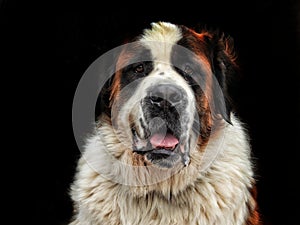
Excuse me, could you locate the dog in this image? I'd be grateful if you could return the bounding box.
[69,21,261,225]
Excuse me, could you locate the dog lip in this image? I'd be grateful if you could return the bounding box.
[132,125,185,164]
[133,143,180,155]
[149,148,176,156]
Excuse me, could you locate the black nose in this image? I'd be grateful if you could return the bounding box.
[149,84,183,107]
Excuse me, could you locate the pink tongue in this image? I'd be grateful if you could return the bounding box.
[150,133,179,149]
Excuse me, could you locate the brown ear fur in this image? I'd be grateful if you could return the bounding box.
[203,31,240,124]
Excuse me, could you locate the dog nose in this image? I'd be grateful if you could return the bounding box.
[149,84,183,107]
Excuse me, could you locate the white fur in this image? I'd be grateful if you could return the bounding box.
[69,22,257,225]
[69,115,255,225]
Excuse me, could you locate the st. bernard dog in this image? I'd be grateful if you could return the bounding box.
[69,22,261,225]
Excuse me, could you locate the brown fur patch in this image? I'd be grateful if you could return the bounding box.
[109,48,133,105]
[246,184,262,225]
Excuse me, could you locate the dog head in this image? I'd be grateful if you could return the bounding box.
[98,22,238,171]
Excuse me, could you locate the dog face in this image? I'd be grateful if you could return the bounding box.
[99,22,237,170]
[70,22,260,225]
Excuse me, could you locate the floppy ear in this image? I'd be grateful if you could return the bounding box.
[95,74,114,119]
[95,48,124,120]
[208,32,239,124]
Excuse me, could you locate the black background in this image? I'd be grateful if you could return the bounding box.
[2,1,299,225]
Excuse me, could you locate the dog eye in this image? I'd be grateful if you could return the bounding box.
[183,65,194,75]
[134,64,144,73]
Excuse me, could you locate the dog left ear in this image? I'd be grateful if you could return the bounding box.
[209,32,239,125]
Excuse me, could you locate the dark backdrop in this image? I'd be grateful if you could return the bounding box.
[2,1,299,225]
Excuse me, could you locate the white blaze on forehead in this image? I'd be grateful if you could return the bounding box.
[138,22,194,102]
[137,22,195,116]
[139,22,182,63]
[141,22,182,43]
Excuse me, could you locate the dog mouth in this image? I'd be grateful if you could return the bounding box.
[132,123,189,168]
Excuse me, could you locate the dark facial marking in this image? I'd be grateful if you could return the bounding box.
[120,61,153,88]
[117,46,154,89]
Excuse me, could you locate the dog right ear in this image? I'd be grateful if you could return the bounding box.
[95,74,115,120]
[95,43,135,121]
[95,48,123,120]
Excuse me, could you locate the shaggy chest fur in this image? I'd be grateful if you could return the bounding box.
[69,116,257,225]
